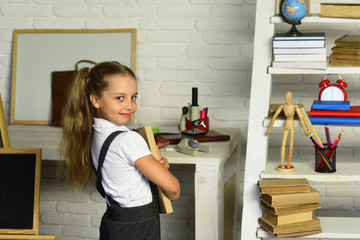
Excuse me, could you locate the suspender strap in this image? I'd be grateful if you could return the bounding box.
[95,131,123,198]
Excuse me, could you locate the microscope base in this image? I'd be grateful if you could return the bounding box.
[176,137,210,156]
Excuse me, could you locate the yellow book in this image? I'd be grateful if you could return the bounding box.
[258,178,310,194]
[330,53,360,60]
[260,200,321,215]
[320,3,360,19]
[135,126,173,214]
[260,187,319,208]
[264,208,314,225]
[259,216,322,236]
[330,58,360,66]
[334,35,360,48]
[331,47,360,55]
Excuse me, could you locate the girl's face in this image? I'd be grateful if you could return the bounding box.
[91,74,137,125]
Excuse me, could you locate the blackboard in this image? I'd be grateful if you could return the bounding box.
[0,148,41,234]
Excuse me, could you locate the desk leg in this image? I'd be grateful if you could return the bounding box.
[195,168,224,240]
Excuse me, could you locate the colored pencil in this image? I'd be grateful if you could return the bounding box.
[325,126,331,146]
[313,128,323,148]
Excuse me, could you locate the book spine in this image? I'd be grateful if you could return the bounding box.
[273,40,325,48]
[309,106,360,117]
[272,61,327,70]
[274,48,326,54]
[312,101,350,110]
[270,192,319,207]
[310,116,360,124]
[274,54,326,62]
[320,4,360,18]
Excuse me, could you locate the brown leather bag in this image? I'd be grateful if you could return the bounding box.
[51,60,96,126]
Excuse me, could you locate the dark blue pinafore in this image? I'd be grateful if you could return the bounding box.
[95,131,160,240]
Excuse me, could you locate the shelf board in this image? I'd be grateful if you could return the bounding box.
[261,162,360,182]
[257,216,360,239]
[271,14,360,24]
[268,66,360,75]
[263,117,358,128]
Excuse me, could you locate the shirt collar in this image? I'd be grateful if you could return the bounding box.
[93,118,130,131]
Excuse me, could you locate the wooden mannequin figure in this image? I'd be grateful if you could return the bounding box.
[266,91,308,173]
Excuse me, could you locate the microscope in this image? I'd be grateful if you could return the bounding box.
[176,88,210,156]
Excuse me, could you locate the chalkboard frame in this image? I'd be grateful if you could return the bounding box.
[10,28,137,125]
[0,93,10,147]
[0,148,41,235]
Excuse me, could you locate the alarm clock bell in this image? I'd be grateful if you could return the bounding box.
[318,74,348,101]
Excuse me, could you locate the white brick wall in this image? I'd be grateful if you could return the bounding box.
[1,0,360,239]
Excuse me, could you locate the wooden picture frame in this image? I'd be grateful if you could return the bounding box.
[0,148,41,234]
[10,29,137,125]
[0,93,10,147]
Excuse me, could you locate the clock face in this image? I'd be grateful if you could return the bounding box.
[319,85,345,101]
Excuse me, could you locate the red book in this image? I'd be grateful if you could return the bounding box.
[309,106,360,117]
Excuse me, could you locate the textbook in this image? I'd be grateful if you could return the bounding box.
[259,216,322,237]
[260,187,320,207]
[272,61,327,70]
[273,47,326,55]
[273,54,326,62]
[273,32,325,40]
[258,178,310,194]
[264,208,314,225]
[273,39,325,48]
[260,201,321,215]
[309,116,360,125]
[310,106,360,117]
[331,47,360,55]
[312,100,350,111]
[330,58,360,66]
[320,3,360,19]
[334,35,360,48]
[135,126,173,214]
[330,53,360,60]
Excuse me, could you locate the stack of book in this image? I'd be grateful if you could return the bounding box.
[309,100,360,124]
[330,35,360,66]
[258,178,322,238]
[272,32,327,70]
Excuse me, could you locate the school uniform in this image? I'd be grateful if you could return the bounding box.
[91,118,160,240]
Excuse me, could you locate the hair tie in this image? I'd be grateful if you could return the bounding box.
[88,68,92,73]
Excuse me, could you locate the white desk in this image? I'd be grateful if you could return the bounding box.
[8,125,242,240]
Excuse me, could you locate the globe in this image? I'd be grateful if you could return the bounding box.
[281,0,309,36]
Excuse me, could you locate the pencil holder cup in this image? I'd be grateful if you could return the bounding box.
[314,144,336,173]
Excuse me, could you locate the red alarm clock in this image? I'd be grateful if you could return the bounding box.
[318,74,348,101]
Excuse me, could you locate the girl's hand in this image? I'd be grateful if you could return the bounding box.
[159,157,170,169]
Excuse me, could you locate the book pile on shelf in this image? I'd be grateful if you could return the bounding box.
[330,35,360,66]
[258,178,322,238]
[310,100,360,124]
[272,32,327,70]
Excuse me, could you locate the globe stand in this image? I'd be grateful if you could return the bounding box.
[286,22,303,36]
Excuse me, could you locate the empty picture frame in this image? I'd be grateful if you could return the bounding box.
[0,93,10,147]
[11,29,137,125]
[0,148,41,234]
